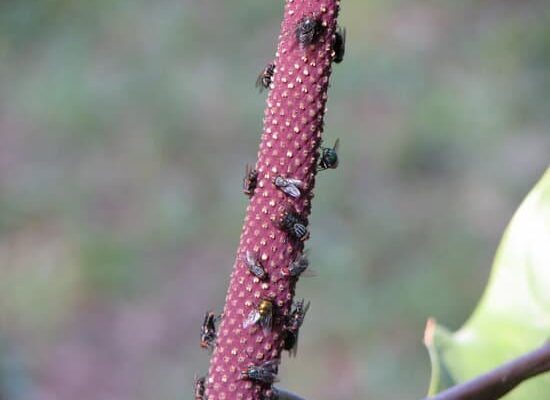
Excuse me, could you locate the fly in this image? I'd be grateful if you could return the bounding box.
[240,359,279,384]
[256,62,275,92]
[288,250,310,278]
[276,207,310,242]
[273,176,304,198]
[200,311,220,350]
[333,26,346,64]
[243,164,258,197]
[243,299,274,334]
[296,15,324,47]
[283,299,310,357]
[243,250,268,281]
[194,375,206,400]
[318,138,340,171]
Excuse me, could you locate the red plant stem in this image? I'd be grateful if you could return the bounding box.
[206,1,340,399]
[425,341,550,400]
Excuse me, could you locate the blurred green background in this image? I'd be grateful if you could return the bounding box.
[0,0,548,399]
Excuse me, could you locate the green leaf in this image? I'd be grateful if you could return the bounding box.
[425,167,550,399]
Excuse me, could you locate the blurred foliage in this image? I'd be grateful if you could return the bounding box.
[0,0,549,399]
[426,168,550,398]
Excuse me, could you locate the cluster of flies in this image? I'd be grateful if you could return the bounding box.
[256,17,345,91]
[197,298,310,398]
[195,12,345,400]
[243,134,339,243]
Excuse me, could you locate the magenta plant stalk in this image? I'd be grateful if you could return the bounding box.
[206,1,341,399]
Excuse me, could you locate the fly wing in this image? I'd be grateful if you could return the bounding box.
[255,70,265,92]
[245,250,255,266]
[263,359,280,373]
[206,313,217,331]
[289,333,299,357]
[333,138,340,152]
[302,300,311,320]
[266,360,280,381]
[283,185,301,198]
[243,310,260,329]
[202,311,210,329]
[301,268,317,277]
[243,164,252,194]
[342,28,347,46]
[285,178,304,188]
[260,310,273,335]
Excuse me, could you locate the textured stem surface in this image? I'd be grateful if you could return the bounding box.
[206,1,340,399]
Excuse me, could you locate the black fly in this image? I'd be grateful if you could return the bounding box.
[273,176,304,199]
[240,359,279,384]
[243,164,258,197]
[243,250,268,281]
[295,15,324,47]
[200,311,220,350]
[288,250,310,278]
[333,26,346,64]
[283,299,310,357]
[318,138,340,171]
[256,63,275,92]
[276,208,310,242]
[194,375,206,400]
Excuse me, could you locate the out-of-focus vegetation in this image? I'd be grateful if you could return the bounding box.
[427,169,550,399]
[0,1,548,399]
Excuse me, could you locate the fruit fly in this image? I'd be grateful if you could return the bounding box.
[277,208,310,242]
[194,375,206,400]
[256,62,275,92]
[243,164,258,197]
[318,138,340,171]
[288,250,310,278]
[333,26,346,64]
[283,299,310,357]
[240,359,279,384]
[295,15,324,47]
[200,311,220,350]
[273,176,304,198]
[243,299,274,334]
[243,250,268,281]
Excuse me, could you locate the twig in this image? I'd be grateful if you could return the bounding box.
[242,342,550,400]
[276,387,307,400]
[425,341,550,400]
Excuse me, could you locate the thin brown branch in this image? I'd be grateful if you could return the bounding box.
[275,387,307,400]
[237,343,550,400]
[425,341,550,400]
